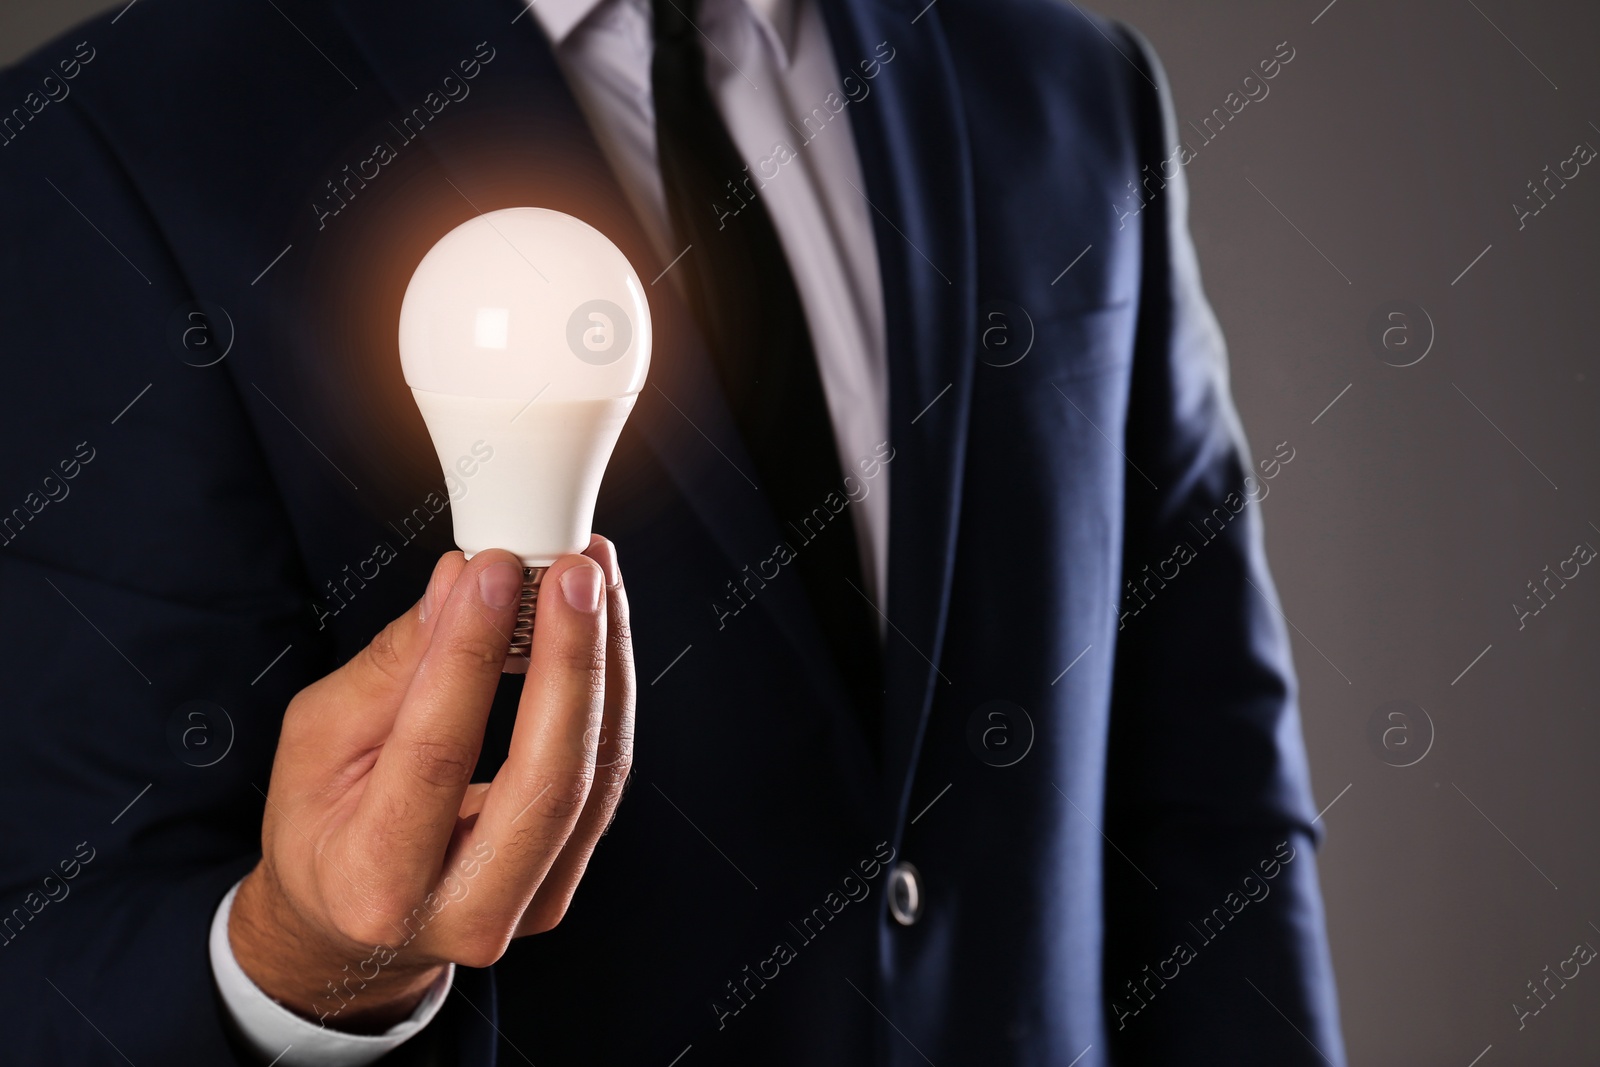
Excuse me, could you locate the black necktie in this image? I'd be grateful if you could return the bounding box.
[651,0,883,719]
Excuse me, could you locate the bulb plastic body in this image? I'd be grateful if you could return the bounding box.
[410,391,636,565]
[399,207,651,667]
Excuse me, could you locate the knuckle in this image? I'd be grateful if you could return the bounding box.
[521,766,594,823]
[590,760,633,818]
[550,624,607,678]
[281,688,317,731]
[592,736,633,776]
[328,892,407,949]
[392,895,451,945]
[519,898,572,936]
[546,772,595,822]
[591,723,634,782]
[442,629,507,673]
[599,743,634,785]
[401,737,479,790]
[361,621,408,686]
[451,940,506,970]
[448,925,512,969]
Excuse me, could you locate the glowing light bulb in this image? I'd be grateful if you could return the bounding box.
[400,207,651,670]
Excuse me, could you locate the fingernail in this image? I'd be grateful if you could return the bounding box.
[561,563,603,613]
[479,562,523,610]
[587,539,620,588]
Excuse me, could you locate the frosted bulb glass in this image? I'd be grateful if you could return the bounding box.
[399,207,651,669]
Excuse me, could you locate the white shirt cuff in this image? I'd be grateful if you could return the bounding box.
[209,879,454,1067]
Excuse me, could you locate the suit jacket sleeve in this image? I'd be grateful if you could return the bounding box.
[0,49,487,1067]
[1100,24,1347,1066]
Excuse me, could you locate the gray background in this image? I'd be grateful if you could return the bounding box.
[6,0,1598,1063]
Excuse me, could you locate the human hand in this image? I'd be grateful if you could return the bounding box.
[229,537,633,1031]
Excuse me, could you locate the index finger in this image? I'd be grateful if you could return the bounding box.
[346,549,526,902]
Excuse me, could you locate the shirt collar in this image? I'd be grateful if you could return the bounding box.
[525,0,797,65]
[524,0,605,47]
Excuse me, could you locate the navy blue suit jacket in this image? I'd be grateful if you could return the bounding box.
[0,0,1344,1062]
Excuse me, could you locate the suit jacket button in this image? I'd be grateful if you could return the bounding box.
[888,861,923,926]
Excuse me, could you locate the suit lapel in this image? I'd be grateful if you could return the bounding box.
[818,0,978,820]
[327,0,855,712]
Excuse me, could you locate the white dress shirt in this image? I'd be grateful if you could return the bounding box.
[561,0,889,601]
[213,0,887,1061]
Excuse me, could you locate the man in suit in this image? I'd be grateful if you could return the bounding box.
[0,0,1345,1063]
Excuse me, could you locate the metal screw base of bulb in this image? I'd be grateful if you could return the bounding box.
[502,566,547,675]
